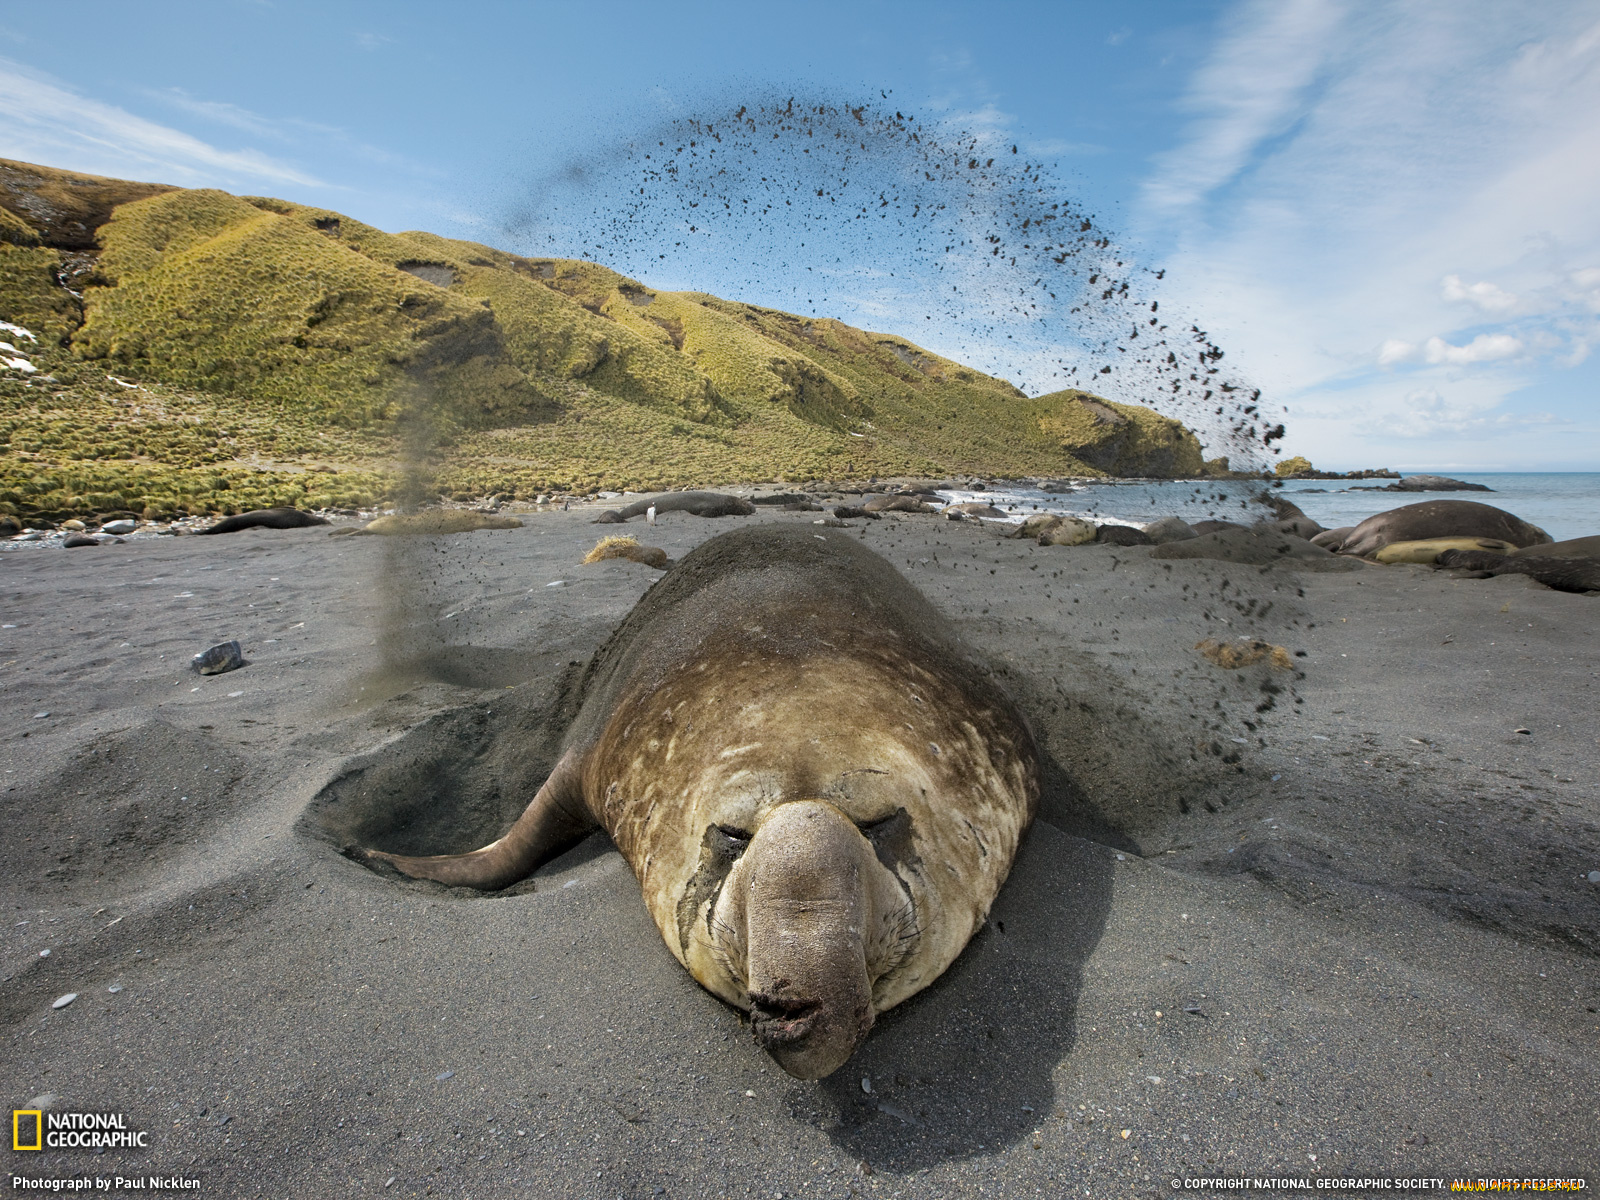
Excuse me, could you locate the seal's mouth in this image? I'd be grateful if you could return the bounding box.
[749,993,821,1047]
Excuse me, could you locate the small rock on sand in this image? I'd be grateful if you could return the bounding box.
[192,640,245,675]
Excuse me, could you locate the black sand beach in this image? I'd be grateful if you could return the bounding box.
[3,503,1597,1197]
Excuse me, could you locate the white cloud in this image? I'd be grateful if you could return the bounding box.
[1440,273,1517,312]
[1106,27,1133,47]
[0,59,321,187]
[1137,2,1600,468]
[1377,338,1416,365]
[1422,333,1522,364]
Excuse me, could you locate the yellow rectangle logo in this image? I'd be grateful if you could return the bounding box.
[13,1109,42,1151]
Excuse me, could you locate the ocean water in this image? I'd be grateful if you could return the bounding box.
[937,473,1599,543]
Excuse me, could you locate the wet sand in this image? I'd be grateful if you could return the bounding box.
[3,503,1596,1197]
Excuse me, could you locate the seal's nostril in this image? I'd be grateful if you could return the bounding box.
[750,993,818,1020]
[749,993,821,1047]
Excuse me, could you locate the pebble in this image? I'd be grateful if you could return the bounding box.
[108,984,123,993]
[52,993,77,1009]
[860,1076,872,1094]
[32,711,48,719]
[12,531,42,541]
[1587,871,1600,884]
[61,519,86,531]
[101,519,137,535]
[1514,727,1532,735]
[63,534,99,548]
[39,948,49,956]
[435,1070,455,1081]
[546,580,567,588]
[192,640,244,675]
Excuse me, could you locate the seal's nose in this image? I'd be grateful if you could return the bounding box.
[738,801,878,1079]
[748,993,821,1047]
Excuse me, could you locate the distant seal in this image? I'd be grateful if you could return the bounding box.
[342,511,521,536]
[594,492,755,523]
[361,526,1039,1080]
[197,507,329,535]
[1513,535,1600,561]
[944,502,1007,519]
[1095,524,1152,547]
[1373,537,1517,565]
[861,494,934,514]
[1337,500,1551,559]
[1437,548,1600,594]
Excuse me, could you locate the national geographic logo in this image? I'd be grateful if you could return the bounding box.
[12,1110,149,1151]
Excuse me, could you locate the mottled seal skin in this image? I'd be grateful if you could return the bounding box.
[1337,500,1550,559]
[594,492,756,523]
[363,525,1039,1079]
[196,507,330,535]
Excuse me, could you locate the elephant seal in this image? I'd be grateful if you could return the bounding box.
[861,494,935,514]
[1337,500,1550,559]
[339,511,522,536]
[1436,549,1600,594]
[1373,537,1517,565]
[361,525,1039,1079]
[197,507,330,534]
[594,491,755,523]
[1095,524,1153,547]
[1513,535,1600,561]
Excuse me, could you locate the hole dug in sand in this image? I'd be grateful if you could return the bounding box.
[299,687,570,887]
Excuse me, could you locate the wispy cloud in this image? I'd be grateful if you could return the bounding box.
[1137,1,1600,468]
[0,59,321,187]
[1140,0,1343,217]
[142,86,425,173]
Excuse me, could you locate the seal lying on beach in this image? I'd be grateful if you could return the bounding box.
[196,507,329,534]
[593,491,755,523]
[1436,549,1600,594]
[361,525,1039,1079]
[1337,500,1551,559]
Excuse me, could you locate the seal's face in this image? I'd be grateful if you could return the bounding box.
[700,800,917,1080]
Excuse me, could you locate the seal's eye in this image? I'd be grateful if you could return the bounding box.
[710,825,752,857]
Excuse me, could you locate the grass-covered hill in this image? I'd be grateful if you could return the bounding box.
[0,158,1218,520]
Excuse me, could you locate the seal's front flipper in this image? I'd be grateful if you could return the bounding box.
[360,749,595,890]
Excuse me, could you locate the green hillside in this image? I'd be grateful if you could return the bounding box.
[0,158,1217,520]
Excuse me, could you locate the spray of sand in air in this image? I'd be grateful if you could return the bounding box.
[363,94,1294,694]
[512,94,1287,485]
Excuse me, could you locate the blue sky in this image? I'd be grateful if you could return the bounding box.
[2,0,1596,470]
